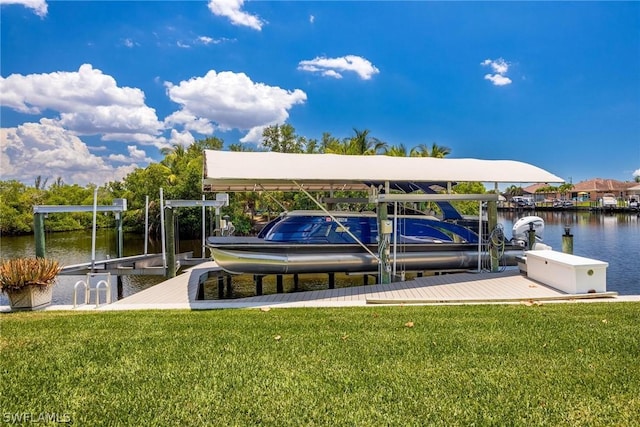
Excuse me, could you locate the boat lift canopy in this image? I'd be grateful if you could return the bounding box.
[203,151,564,192]
[202,150,564,282]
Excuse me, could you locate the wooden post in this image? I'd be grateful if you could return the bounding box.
[117,276,123,300]
[255,275,263,296]
[165,207,177,278]
[293,274,299,291]
[217,276,224,299]
[34,212,46,258]
[487,200,499,272]
[527,223,536,251]
[562,227,574,254]
[226,275,232,297]
[328,272,335,289]
[197,280,205,300]
[363,274,368,286]
[276,275,284,293]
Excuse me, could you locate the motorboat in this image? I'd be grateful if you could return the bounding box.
[601,193,618,209]
[207,210,545,275]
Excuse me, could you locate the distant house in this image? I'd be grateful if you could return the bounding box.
[522,183,561,202]
[522,178,637,203]
[570,178,636,202]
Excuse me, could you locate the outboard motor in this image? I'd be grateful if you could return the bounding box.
[512,216,545,249]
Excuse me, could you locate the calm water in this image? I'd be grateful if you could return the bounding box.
[0,229,206,305]
[1,211,639,305]
[499,210,639,295]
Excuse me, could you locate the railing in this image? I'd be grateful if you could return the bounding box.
[73,273,112,308]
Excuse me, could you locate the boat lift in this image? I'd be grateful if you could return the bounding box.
[201,150,565,285]
[162,193,229,277]
[33,192,128,262]
[34,190,229,278]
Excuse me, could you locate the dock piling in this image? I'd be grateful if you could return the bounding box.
[254,275,263,296]
[276,275,284,293]
[562,227,574,254]
[217,276,224,299]
[226,275,232,297]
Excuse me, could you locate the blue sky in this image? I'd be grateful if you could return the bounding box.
[1,0,639,187]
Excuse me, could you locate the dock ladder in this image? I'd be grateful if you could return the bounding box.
[73,272,112,308]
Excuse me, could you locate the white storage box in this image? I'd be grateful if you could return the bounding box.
[526,250,608,294]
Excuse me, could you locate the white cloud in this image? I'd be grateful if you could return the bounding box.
[0,64,164,138]
[108,145,152,163]
[482,58,509,75]
[0,0,47,17]
[0,122,138,186]
[197,36,231,45]
[177,41,190,49]
[164,110,215,135]
[168,129,196,147]
[298,55,380,80]
[633,169,640,178]
[207,0,264,31]
[309,15,315,24]
[123,38,135,48]
[164,70,306,143]
[481,58,513,86]
[484,74,512,86]
[198,36,215,45]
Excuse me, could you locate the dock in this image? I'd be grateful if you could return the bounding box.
[95,265,622,310]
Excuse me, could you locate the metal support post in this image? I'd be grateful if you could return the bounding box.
[377,200,391,284]
[487,200,499,272]
[165,206,176,278]
[34,213,46,258]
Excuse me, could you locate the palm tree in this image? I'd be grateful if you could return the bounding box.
[429,143,451,158]
[558,182,574,200]
[408,142,451,158]
[347,128,387,155]
[409,144,431,157]
[504,185,523,198]
[384,144,408,157]
[160,143,186,185]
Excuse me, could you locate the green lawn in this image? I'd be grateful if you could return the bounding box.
[1,304,639,426]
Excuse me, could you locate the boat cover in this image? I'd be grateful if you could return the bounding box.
[203,150,564,192]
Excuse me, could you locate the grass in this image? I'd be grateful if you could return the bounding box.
[1,303,639,426]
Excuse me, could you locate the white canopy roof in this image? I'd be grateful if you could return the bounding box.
[203,150,564,192]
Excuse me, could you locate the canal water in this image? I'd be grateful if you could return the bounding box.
[1,211,638,305]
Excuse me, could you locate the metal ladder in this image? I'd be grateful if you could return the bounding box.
[73,272,112,308]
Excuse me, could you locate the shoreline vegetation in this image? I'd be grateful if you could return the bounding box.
[3,128,638,239]
[2,304,639,425]
[0,128,521,239]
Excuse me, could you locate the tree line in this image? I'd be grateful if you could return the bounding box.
[1,125,475,237]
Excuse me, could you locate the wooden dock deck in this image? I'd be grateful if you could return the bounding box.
[101,264,619,311]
